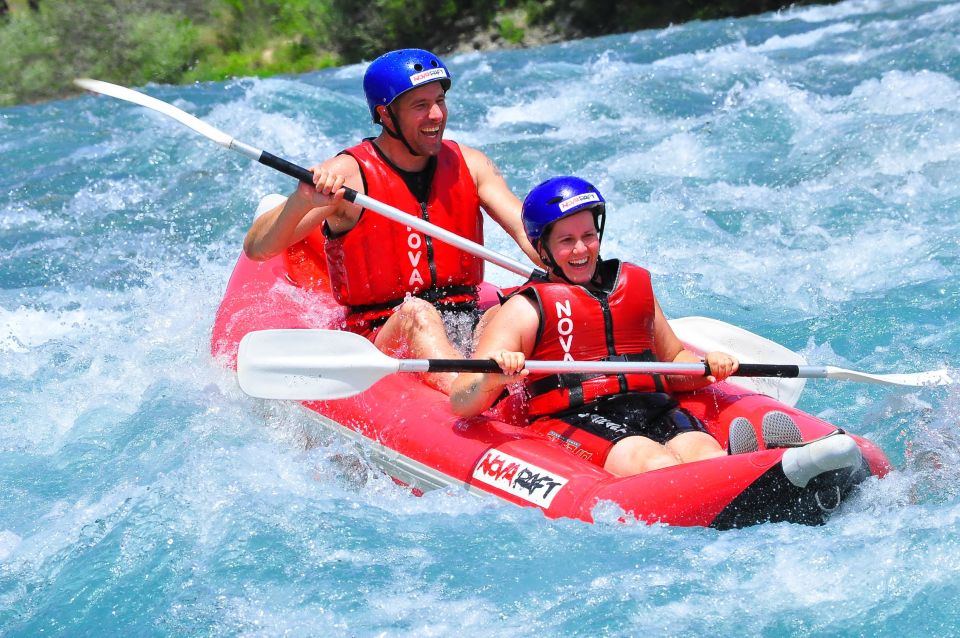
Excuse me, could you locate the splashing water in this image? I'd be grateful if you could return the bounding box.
[2,0,960,634]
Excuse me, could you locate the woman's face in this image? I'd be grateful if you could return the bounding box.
[542,210,601,284]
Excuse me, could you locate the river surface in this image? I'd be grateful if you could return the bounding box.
[2,0,960,635]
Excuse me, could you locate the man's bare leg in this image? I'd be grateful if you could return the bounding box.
[374,298,462,394]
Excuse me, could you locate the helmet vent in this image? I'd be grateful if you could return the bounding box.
[546,196,563,205]
[414,63,424,71]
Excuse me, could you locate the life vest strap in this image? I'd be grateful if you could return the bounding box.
[347,284,479,315]
[525,352,666,412]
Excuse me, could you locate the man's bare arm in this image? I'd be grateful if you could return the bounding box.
[461,145,544,267]
[244,154,363,261]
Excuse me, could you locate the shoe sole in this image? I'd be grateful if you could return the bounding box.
[762,410,803,448]
[729,416,759,454]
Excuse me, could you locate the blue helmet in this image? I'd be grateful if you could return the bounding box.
[522,176,606,247]
[363,49,452,123]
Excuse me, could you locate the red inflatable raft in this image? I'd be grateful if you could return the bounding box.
[211,223,891,529]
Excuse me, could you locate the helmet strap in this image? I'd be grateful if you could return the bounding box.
[382,104,422,157]
[538,218,604,287]
[539,244,601,287]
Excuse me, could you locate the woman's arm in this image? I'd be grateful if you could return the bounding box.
[651,297,739,392]
[450,295,540,417]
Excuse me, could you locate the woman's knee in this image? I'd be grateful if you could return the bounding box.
[606,437,679,476]
[668,432,725,463]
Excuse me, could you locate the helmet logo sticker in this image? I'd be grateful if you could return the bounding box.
[558,192,600,212]
[410,68,449,86]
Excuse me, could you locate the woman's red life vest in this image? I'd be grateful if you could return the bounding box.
[519,260,666,416]
[311,139,484,328]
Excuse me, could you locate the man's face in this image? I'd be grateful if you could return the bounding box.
[384,82,448,156]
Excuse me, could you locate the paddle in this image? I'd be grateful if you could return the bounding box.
[73,78,545,281]
[668,316,810,406]
[237,329,955,400]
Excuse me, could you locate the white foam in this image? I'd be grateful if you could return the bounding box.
[653,39,770,74]
[332,60,367,80]
[0,305,121,355]
[767,0,898,23]
[0,204,44,231]
[485,95,578,127]
[0,530,22,561]
[610,131,716,178]
[754,22,859,52]
[850,70,960,116]
[206,102,326,163]
[915,2,960,25]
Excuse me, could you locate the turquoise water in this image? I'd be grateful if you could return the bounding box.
[3,0,960,635]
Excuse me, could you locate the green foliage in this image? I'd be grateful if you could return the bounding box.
[0,0,833,106]
[498,16,525,45]
[0,12,54,104]
[0,0,207,105]
[327,0,500,60]
[183,40,339,82]
[126,14,202,84]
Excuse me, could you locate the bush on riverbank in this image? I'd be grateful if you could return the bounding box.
[0,0,827,106]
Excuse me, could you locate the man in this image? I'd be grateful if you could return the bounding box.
[244,49,540,393]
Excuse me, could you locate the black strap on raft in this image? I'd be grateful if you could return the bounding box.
[347,284,479,316]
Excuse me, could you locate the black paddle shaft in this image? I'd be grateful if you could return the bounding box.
[258,151,315,184]
[427,360,504,373]
[425,359,802,378]
[258,150,365,204]
[734,363,801,378]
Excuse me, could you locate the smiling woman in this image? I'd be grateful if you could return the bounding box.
[450,176,742,478]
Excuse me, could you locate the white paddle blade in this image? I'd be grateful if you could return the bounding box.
[669,316,808,407]
[825,366,956,387]
[75,79,238,147]
[74,78,267,162]
[237,329,400,400]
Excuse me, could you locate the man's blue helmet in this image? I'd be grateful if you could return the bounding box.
[363,49,452,123]
[522,176,606,247]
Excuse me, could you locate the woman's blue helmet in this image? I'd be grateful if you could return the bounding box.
[363,49,452,123]
[522,176,606,247]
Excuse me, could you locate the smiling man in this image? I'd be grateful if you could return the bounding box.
[243,49,540,393]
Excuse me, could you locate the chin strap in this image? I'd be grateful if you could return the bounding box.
[536,207,607,285]
[381,105,422,157]
[539,246,602,287]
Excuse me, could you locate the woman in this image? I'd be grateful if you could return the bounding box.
[450,176,740,477]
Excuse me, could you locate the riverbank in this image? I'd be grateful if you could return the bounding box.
[0,0,835,106]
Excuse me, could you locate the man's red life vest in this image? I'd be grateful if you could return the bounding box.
[518,260,666,416]
[312,139,484,327]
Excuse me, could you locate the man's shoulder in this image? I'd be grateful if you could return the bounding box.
[453,142,496,181]
[453,140,481,160]
[323,151,362,174]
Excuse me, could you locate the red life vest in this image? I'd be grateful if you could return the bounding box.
[519,260,666,417]
[312,139,484,327]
